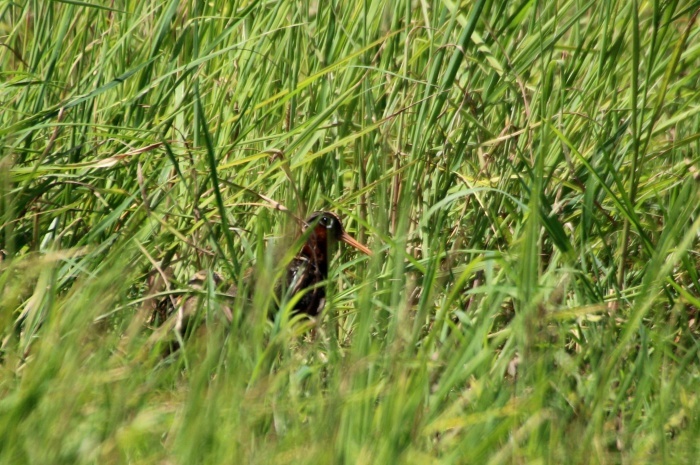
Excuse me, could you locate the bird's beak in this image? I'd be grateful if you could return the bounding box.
[340,231,373,256]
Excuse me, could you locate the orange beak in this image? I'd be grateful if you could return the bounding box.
[340,231,373,256]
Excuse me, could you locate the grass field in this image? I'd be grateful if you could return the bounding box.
[2,0,700,463]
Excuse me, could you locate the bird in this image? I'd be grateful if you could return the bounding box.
[146,211,372,341]
[281,211,372,316]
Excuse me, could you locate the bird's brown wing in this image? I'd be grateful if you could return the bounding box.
[283,257,326,316]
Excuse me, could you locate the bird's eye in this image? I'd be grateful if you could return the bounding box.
[321,215,333,228]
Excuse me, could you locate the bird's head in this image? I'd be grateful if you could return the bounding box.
[303,211,372,257]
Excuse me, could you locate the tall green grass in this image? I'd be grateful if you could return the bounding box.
[2,0,700,463]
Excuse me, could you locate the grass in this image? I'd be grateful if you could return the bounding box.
[1,0,700,463]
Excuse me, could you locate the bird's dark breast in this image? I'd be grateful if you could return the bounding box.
[283,256,326,316]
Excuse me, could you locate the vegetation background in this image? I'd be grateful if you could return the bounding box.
[1,0,700,463]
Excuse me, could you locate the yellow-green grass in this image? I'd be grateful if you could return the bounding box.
[1,1,700,463]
